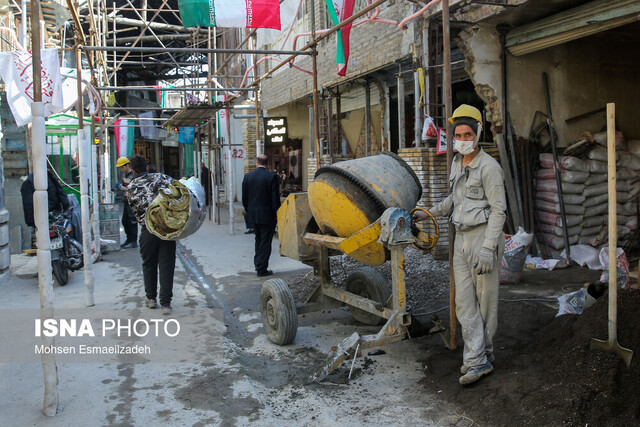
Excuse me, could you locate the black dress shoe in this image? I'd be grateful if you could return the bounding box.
[244,229,254,234]
[257,270,273,277]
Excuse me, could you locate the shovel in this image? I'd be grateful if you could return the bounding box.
[590,102,633,367]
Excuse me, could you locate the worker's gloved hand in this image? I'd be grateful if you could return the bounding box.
[474,246,495,275]
[412,210,429,222]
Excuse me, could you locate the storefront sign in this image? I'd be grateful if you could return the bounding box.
[264,117,288,145]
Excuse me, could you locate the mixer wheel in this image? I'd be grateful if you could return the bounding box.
[345,267,390,326]
[261,279,298,345]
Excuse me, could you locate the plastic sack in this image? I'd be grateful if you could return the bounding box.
[618,168,635,180]
[587,146,610,162]
[537,232,579,250]
[145,177,206,240]
[581,216,603,228]
[584,203,608,217]
[500,227,534,284]
[421,116,437,140]
[539,153,554,169]
[580,224,603,237]
[617,151,640,171]
[538,222,581,238]
[588,160,607,174]
[599,247,630,290]
[593,130,625,150]
[556,288,597,316]
[585,173,607,185]
[536,211,582,227]
[535,199,585,215]
[534,179,585,194]
[536,168,589,184]
[525,254,564,271]
[627,139,640,157]
[559,156,588,172]
[583,182,608,197]
[536,191,585,205]
[584,193,608,207]
[578,228,607,247]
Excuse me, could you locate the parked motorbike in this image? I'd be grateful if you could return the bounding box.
[48,211,84,285]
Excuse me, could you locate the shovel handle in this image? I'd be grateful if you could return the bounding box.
[607,102,618,342]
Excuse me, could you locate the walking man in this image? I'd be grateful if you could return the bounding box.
[116,156,138,248]
[242,154,281,277]
[414,104,506,386]
[126,155,177,313]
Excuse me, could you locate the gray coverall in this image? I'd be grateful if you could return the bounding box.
[430,149,506,369]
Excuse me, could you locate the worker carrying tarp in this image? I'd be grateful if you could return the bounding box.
[413,104,507,386]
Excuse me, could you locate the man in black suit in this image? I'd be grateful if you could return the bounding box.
[242,154,281,277]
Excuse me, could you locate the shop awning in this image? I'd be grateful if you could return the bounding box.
[506,0,640,56]
[164,102,230,128]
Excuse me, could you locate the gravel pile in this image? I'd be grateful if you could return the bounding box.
[287,247,451,314]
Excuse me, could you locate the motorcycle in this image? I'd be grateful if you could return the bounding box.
[48,211,84,285]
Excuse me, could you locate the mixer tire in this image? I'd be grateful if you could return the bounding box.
[345,267,390,325]
[261,279,298,345]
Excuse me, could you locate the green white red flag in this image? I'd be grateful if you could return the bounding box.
[178,0,281,29]
[325,0,355,76]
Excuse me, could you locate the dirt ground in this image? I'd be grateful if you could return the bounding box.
[290,248,640,426]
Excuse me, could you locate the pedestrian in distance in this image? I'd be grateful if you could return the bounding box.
[115,156,138,249]
[126,154,177,313]
[413,104,506,386]
[242,154,281,277]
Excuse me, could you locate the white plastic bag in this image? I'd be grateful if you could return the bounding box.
[599,247,630,290]
[556,288,597,316]
[565,244,602,269]
[500,227,534,284]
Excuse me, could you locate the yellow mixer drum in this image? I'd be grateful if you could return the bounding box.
[308,151,422,266]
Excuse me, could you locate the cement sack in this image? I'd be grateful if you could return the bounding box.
[583,182,608,197]
[535,199,585,215]
[619,225,633,238]
[536,211,583,227]
[578,232,606,247]
[581,224,603,237]
[585,173,607,185]
[499,227,534,285]
[539,153,554,169]
[534,179,585,194]
[587,146,611,162]
[581,216,603,228]
[616,181,630,192]
[145,177,206,240]
[556,288,597,316]
[584,193,609,207]
[593,130,625,150]
[618,201,639,216]
[559,156,588,173]
[538,222,582,238]
[627,139,640,157]
[536,168,589,184]
[617,151,640,171]
[536,191,585,205]
[537,232,579,250]
[617,168,635,180]
[588,160,607,174]
[584,203,608,217]
[599,247,630,290]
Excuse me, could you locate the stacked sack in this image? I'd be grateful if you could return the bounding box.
[535,153,588,253]
[534,131,640,255]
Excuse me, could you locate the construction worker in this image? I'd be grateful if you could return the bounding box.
[413,104,506,386]
[116,156,138,248]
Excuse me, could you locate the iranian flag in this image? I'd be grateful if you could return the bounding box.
[178,0,281,29]
[326,0,355,76]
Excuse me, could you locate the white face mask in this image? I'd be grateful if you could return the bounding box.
[455,139,475,155]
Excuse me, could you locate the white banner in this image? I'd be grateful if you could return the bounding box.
[0,49,63,126]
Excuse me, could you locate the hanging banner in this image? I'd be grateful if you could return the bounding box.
[217,95,229,141]
[0,49,63,126]
[178,0,281,29]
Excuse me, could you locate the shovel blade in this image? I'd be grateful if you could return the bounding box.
[590,337,634,367]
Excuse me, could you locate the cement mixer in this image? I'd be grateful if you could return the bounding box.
[260,152,440,382]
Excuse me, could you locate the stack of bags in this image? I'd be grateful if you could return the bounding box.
[535,153,588,253]
[533,131,640,255]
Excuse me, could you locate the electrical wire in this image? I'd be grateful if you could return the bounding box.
[411,297,558,317]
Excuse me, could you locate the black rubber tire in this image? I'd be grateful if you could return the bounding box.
[52,260,69,286]
[261,278,298,345]
[345,267,390,325]
[67,238,84,271]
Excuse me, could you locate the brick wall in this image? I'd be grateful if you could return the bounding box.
[242,114,264,174]
[261,2,418,111]
[398,147,450,260]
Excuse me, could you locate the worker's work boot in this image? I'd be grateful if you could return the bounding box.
[459,362,493,386]
[461,353,495,374]
[145,298,157,309]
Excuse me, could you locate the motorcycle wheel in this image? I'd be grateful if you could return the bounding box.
[52,260,69,286]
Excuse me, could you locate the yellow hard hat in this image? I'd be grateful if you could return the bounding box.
[116,156,130,168]
[448,104,482,124]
